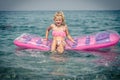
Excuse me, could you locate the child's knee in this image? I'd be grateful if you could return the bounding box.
[57,47,64,54]
[58,50,64,54]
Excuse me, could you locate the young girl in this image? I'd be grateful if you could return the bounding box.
[45,11,75,54]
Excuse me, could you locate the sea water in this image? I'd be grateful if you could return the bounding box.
[0,10,120,80]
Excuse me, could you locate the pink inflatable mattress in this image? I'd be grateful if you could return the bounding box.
[14,30,119,51]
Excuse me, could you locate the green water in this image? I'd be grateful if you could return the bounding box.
[0,10,120,80]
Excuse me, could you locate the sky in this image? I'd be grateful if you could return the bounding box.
[0,0,120,11]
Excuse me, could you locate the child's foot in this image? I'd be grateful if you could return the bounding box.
[50,50,57,54]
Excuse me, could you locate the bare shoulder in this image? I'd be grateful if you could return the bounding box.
[64,24,68,30]
[50,24,55,28]
[47,24,55,30]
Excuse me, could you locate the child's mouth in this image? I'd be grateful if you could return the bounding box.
[57,23,60,25]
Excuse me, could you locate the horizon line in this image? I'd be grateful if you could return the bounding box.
[0,9,120,11]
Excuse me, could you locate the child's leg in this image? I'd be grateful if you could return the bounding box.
[51,40,57,52]
[57,42,65,54]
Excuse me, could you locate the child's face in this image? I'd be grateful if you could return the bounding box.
[54,16,63,26]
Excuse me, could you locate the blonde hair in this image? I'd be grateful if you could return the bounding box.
[53,11,66,25]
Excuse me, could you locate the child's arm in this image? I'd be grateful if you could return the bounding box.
[45,25,52,40]
[65,26,75,42]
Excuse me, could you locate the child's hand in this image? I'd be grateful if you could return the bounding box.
[43,38,48,41]
[71,39,76,43]
[71,39,78,48]
[73,40,76,43]
[73,39,78,44]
